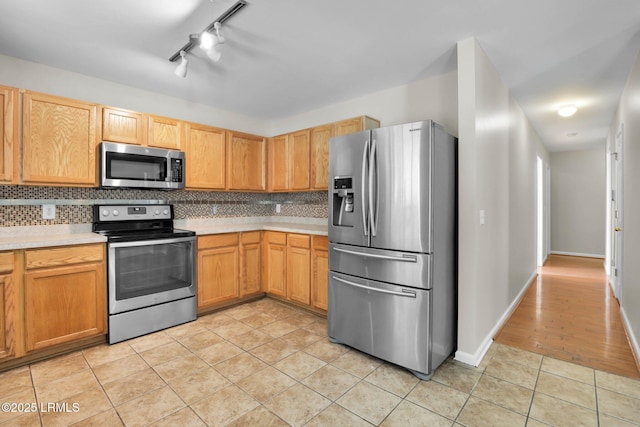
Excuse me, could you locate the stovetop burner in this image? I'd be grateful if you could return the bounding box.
[92,204,195,242]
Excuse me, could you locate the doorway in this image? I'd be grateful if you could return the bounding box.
[610,124,624,300]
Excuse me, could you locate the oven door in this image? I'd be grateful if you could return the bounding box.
[108,236,195,314]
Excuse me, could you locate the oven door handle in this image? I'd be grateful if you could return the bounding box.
[107,235,196,248]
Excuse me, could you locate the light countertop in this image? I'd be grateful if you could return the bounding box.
[0,217,328,251]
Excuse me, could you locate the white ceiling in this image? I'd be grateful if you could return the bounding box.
[1,0,639,151]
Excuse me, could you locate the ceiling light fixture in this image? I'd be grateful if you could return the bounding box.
[174,51,188,78]
[558,104,578,117]
[168,0,246,74]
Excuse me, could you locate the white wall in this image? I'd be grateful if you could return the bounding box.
[0,54,270,136]
[456,38,548,366]
[550,147,606,257]
[269,71,458,137]
[607,48,640,360]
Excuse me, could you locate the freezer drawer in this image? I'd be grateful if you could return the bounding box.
[328,272,431,376]
[329,243,431,289]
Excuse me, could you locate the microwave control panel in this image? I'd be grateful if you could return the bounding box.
[171,158,184,182]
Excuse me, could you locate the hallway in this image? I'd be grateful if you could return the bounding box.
[494,255,640,379]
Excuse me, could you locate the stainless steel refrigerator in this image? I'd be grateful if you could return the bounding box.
[328,120,457,380]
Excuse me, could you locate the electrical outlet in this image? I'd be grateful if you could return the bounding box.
[212,205,218,215]
[42,204,56,220]
[275,204,281,214]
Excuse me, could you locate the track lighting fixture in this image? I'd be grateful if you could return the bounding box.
[200,22,224,62]
[169,0,246,76]
[174,51,188,78]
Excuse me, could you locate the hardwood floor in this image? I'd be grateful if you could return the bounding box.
[495,254,640,379]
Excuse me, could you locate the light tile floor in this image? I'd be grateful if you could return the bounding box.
[1,297,639,426]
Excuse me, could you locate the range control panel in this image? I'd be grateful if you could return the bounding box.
[95,204,173,222]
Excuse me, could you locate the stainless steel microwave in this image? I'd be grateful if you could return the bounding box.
[100,142,185,190]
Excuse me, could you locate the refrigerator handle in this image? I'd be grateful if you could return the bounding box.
[333,246,418,262]
[332,276,417,298]
[361,139,369,237]
[369,138,378,236]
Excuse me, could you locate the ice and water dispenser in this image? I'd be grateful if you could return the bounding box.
[332,176,354,227]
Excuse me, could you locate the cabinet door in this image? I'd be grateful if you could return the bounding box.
[22,92,98,186]
[24,263,106,352]
[102,107,146,145]
[267,134,288,191]
[197,246,239,308]
[148,115,182,149]
[263,232,286,297]
[334,117,364,137]
[240,232,262,296]
[287,234,310,305]
[0,85,17,183]
[0,255,16,361]
[185,123,226,189]
[310,124,332,190]
[289,130,310,190]
[311,236,329,311]
[227,131,266,190]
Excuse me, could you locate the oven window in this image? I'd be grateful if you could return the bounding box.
[107,152,166,181]
[113,241,193,301]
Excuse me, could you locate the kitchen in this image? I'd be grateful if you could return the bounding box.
[1,0,640,426]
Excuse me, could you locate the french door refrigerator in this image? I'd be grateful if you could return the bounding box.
[328,120,457,380]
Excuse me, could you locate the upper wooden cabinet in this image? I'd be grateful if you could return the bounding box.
[185,122,226,190]
[22,91,98,186]
[102,107,146,145]
[310,124,333,190]
[267,130,311,192]
[289,130,310,190]
[0,86,18,183]
[148,115,182,149]
[267,134,288,191]
[227,131,266,191]
[102,108,182,150]
[309,116,380,190]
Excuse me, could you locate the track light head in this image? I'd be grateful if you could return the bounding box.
[174,51,188,78]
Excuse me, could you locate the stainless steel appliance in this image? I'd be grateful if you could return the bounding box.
[93,204,196,344]
[328,120,457,380]
[99,142,185,190]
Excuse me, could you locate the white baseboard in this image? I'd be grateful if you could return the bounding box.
[620,306,640,370]
[550,250,605,259]
[454,270,537,367]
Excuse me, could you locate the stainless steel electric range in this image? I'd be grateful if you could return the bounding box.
[93,204,196,344]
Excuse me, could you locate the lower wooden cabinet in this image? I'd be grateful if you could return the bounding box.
[197,234,240,309]
[262,232,328,313]
[197,231,263,312]
[240,232,262,296]
[287,234,311,305]
[23,244,106,352]
[311,236,329,311]
[0,252,17,361]
[263,232,287,298]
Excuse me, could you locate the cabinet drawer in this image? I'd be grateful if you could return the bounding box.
[288,234,310,249]
[0,252,13,274]
[25,245,104,270]
[198,233,239,250]
[312,235,328,251]
[241,231,261,245]
[265,231,287,245]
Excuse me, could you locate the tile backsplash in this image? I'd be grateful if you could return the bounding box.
[0,186,328,227]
